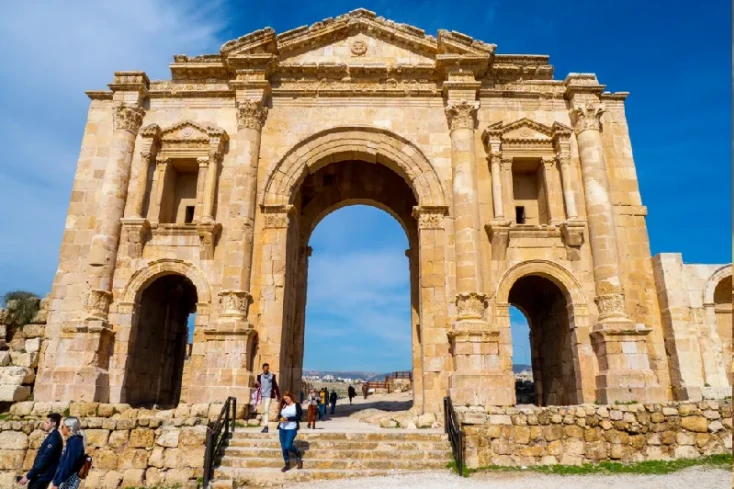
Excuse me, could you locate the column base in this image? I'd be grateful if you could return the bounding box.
[591,321,666,404]
[449,320,515,406]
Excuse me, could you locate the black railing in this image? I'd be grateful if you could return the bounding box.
[203,396,237,487]
[443,396,464,476]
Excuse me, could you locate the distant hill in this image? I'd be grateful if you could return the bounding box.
[304,365,532,380]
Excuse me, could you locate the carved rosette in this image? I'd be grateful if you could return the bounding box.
[113,103,145,134]
[412,206,448,230]
[456,292,487,320]
[218,290,251,319]
[236,100,269,131]
[445,100,479,131]
[572,103,605,134]
[595,293,626,320]
[85,289,113,320]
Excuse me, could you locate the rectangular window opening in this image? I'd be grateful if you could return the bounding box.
[515,206,526,224]
[184,206,195,224]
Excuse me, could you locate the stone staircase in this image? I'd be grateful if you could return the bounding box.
[212,430,454,487]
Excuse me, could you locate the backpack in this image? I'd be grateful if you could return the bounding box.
[76,454,93,479]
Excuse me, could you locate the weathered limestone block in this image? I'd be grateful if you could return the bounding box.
[102,470,123,489]
[70,401,100,417]
[108,429,128,448]
[0,351,10,366]
[0,449,25,469]
[165,467,194,485]
[0,385,31,402]
[31,402,69,416]
[179,426,207,446]
[85,429,110,447]
[119,447,148,469]
[149,446,165,468]
[0,431,28,450]
[129,428,155,447]
[146,467,163,486]
[95,448,119,470]
[122,468,145,487]
[681,417,708,433]
[9,352,38,368]
[24,338,41,353]
[156,427,180,447]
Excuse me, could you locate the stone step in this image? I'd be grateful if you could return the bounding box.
[220,456,451,470]
[213,466,450,486]
[227,439,451,451]
[224,446,453,460]
[231,431,447,442]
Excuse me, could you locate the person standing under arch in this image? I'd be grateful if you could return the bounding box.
[256,363,281,433]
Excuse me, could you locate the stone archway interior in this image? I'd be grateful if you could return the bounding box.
[508,275,578,406]
[713,275,732,384]
[124,273,198,407]
[281,159,420,406]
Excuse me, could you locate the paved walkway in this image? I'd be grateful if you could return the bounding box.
[290,466,730,489]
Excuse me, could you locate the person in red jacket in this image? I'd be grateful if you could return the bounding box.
[255,363,281,433]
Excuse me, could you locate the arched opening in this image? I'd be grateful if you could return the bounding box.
[508,275,579,406]
[280,159,419,414]
[713,275,732,384]
[124,273,198,407]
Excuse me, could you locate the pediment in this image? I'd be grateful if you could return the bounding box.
[160,121,227,142]
[501,119,553,140]
[220,8,494,65]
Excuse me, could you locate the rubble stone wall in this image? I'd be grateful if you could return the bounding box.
[0,401,243,489]
[459,401,732,469]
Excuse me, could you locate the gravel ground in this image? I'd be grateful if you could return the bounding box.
[291,466,731,489]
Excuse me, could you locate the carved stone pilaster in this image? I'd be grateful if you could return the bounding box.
[113,103,145,133]
[197,222,221,260]
[236,100,269,131]
[571,102,605,134]
[261,205,294,229]
[560,221,585,261]
[444,100,479,131]
[85,289,113,321]
[456,292,487,321]
[218,290,252,319]
[120,217,150,259]
[411,206,448,230]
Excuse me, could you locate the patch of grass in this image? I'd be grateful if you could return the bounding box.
[63,407,71,417]
[0,412,10,421]
[446,460,469,477]
[465,454,732,477]
[614,400,639,405]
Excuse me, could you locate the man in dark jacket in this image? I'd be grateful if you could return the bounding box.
[18,413,63,489]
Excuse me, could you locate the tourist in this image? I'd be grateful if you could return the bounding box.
[323,387,330,418]
[362,383,369,400]
[347,385,356,405]
[255,363,281,433]
[277,391,303,472]
[329,390,338,415]
[17,413,63,489]
[318,388,327,421]
[305,388,319,429]
[50,417,86,489]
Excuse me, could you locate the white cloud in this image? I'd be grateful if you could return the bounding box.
[0,0,229,295]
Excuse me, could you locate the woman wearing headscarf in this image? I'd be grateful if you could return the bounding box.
[51,417,86,489]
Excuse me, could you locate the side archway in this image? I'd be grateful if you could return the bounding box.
[494,260,594,405]
[701,264,732,387]
[262,126,446,208]
[703,265,732,306]
[121,258,212,305]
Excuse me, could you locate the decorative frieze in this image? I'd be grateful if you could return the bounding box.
[112,103,145,134]
[444,100,479,131]
[261,205,294,229]
[571,102,606,134]
[236,100,269,131]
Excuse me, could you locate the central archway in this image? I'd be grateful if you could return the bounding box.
[257,127,448,413]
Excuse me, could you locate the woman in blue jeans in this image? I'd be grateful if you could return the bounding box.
[277,391,303,472]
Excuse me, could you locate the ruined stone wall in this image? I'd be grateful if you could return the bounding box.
[459,401,732,469]
[0,401,243,489]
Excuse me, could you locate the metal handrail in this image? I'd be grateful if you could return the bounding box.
[443,396,464,476]
[203,396,237,487]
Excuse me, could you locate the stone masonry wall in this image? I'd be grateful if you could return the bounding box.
[0,401,245,489]
[459,401,732,469]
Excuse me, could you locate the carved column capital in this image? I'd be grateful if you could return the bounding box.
[236,100,269,131]
[456,292,487,321]
[196,156,210,168]
[541,156,555,168]
[113,103,145,134]
[500,157,513,170]
[155,155,170,166]
[557,153,572,166]
[218,289,252,319]
[85,289,113,321]
[572,102,606,134]
[412,206,448,230]
[445,100,479,131]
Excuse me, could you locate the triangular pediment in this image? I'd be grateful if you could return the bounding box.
[502,119,553,140]
[220,9,494,64]
[160,121,227,141]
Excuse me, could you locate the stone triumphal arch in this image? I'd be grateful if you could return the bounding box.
[35,9,730,413]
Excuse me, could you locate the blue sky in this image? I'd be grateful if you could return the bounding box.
[0,1,730,372]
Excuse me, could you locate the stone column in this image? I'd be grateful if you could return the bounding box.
[557,152,579,219]
[406,247,424,409]
[501,158,515,222]
[218,100,268,330]
[541,156,564,225]
[201,151,220,223]
[572,101,664,403]
[148,156,171,225]
[120,129,158,259]
[489,150,505,220]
